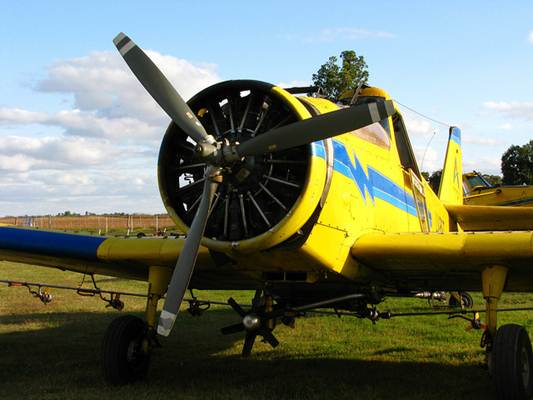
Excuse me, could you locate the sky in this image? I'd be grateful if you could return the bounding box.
[1,1,532,216]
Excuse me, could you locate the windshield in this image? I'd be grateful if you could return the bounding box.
[466,173,491,189]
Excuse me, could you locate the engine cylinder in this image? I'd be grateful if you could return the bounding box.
[158,80,327,253]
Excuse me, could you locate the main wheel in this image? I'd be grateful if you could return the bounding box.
[491,324,533,400]
[102,315,151,385]
[449,291,474,308]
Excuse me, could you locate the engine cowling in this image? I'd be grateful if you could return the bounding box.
[158,80,327,253]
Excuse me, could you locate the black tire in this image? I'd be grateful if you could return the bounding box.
[449,292,474,308]
[102,315,151,385]
[492,324,533,400]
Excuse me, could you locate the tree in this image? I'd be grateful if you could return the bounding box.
[312,50,369,101]
[421,170,443,193]
[428,170,442,193]
[501,141,533,185]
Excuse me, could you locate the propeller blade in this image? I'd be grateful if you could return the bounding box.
[227,297,247,317]
[242,332,257,357]
[113,32,214,145]
[259,328,280,348]
[157,166,219,337]
[236,100,395,157]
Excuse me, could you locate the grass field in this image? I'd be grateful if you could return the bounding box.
[2,261,533,400]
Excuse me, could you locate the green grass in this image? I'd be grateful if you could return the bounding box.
[2,261,533,399]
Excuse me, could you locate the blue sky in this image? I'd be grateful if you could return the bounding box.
[1,1,532,215]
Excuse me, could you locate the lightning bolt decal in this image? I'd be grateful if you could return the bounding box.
[332,140,374,203]
[313,139,426,223]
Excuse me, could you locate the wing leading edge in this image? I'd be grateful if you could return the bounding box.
[0,226,214,281]
[351,230,533,291]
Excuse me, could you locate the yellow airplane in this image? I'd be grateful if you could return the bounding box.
[464,171,533,206]
[1,33,533,399]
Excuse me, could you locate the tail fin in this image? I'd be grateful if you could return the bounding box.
[438,127,463,205]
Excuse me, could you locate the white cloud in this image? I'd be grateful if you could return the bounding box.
[498,122,513,130]
[462,136,502,146]
[276,80,311,89]
[0,108,48,124]
[0,165,162,216]
[0,136,120,171]
[402,113,435,138]
[463,157,501,175]
[287,27,395,43]
[529,31,533,44]
[319,27,395,41]
[483,101,533,121]
[0,108,160,141]
[0,154,46,172]
[37,50,220,123]
[0,50,221,142]
[0,49,221,216]
[413,145,439,172]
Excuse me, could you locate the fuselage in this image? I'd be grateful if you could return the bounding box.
[203,87,455,291]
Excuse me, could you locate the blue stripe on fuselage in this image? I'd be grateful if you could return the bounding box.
[0,227,106,260]
[312,141,326,158]
[370,169,417,216]
[313,139,418,217]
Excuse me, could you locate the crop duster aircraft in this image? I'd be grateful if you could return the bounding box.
[464,171,533,207]
[1,33,533,399]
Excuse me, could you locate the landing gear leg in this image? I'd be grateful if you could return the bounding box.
[481,266,508,352]
[480,266,533,399]
[102,266,171,385]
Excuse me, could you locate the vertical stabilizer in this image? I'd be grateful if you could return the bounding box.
[438,127,463,205]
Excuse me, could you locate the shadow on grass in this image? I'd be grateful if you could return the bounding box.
[0,310,495,400]
[372,346,413,356]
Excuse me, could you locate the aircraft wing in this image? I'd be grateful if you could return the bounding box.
[446,204,533,231]
[0,226,214,281]
[351,230,533,291]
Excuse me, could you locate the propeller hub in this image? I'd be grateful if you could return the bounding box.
[242,313,261,331]
[194,141,221,165]
[220,142,242,165]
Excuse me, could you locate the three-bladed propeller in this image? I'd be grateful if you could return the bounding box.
[114,32,395,337]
